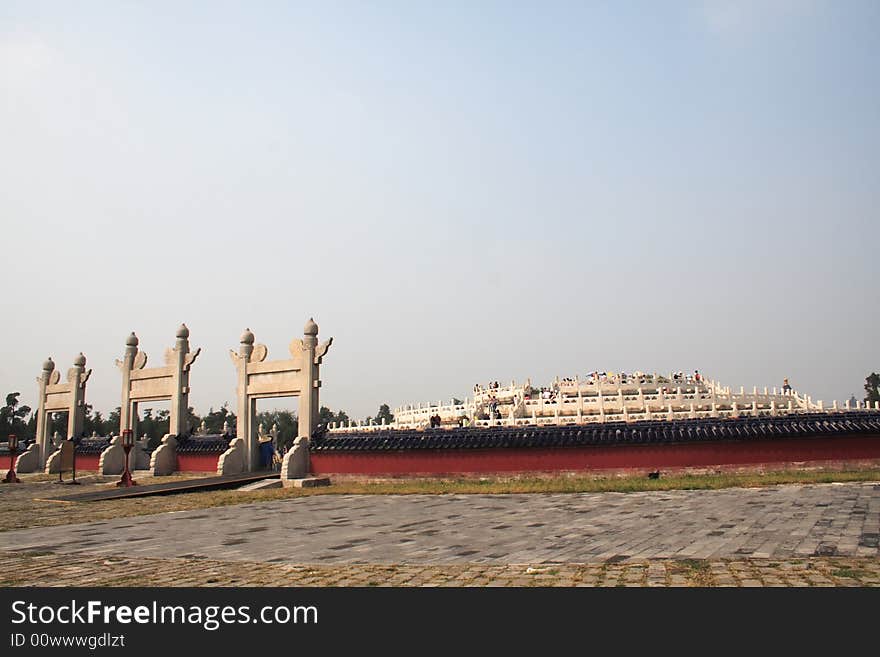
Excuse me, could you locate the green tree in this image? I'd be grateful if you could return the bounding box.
[203,404,236,434]
[82,404,106,437]
[1,392,32,441]
[866,373,880,405]
[254,409,298,450]
[155,409,171,442]
[184,406,201,434]
[318,406,335,427]
[373,403,394,426]
[106,407,121,436]
[318,406,350,427]
[139,408,157,444]
[49,412,68,439]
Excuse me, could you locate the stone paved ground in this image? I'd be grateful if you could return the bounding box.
[0,481,877,586]
[3,483,878,562]
[0,472,219,532]
[1,551,877,587]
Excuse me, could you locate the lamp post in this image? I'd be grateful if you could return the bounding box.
[3,434,21,483]
[117,429,138,488]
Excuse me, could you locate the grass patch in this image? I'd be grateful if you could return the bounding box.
[671,559,713,586]
[831,568,865,579]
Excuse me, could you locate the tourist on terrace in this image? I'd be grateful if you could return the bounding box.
[783,378,792,394]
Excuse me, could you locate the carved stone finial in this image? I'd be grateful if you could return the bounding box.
[304,318,318,336]
[176,323,190,339]
[126,332,139,347]
[240,328,255,345]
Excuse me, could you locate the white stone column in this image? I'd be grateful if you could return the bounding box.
[118,333,138,434]
[235,329,255,471]
[299,322,318,442]
[67,353,88,440]
[34,358,54,467]
[170,324,200,436]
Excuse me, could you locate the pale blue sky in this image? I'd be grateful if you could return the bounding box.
[1,1,878,419]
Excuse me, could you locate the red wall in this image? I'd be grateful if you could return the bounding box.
[73,454,100,471]
[309,435,880,475]
[176,453,220,472]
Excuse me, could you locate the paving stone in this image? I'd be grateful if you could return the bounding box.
[2,481,879,587]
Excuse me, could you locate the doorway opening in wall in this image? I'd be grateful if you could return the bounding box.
[48,411,69,440]
[254,396,299,470]
[132,400,172,451]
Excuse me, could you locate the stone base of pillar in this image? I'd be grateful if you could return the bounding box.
[237,478,283,492]
[44,448,63,474]
[14,443,41,473]
[280,436,310,481]
[217,438,246,475]
[149,435,178,476]
[282,476,331,489]
[99,436,125,474]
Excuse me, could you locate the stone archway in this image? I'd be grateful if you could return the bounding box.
[229,318,332,480]
[16,354,91,472]
[116,324,200,439]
